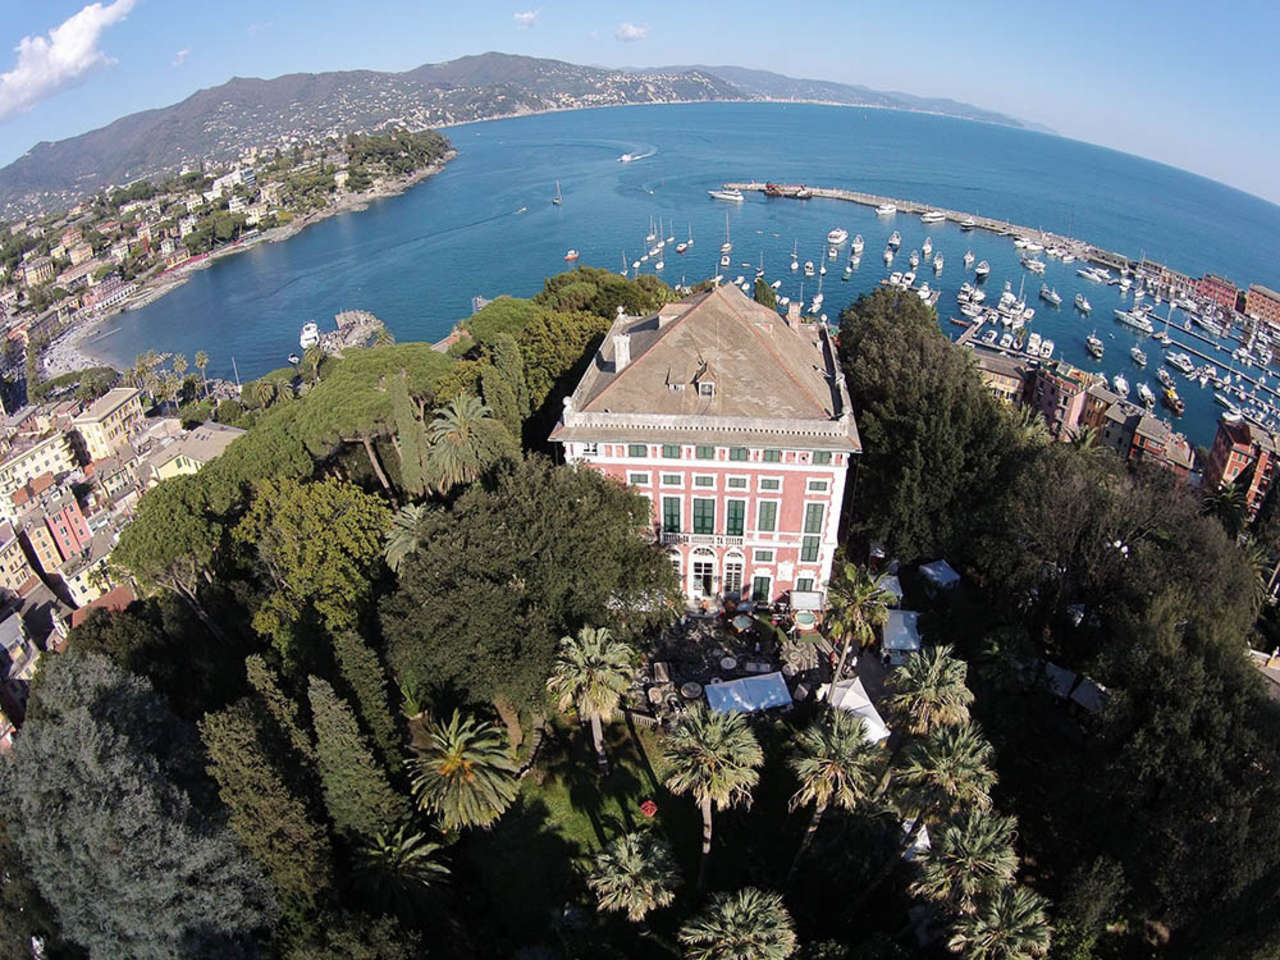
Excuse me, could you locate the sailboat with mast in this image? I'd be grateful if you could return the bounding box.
[719,213,732,268]
[676,223,692,254]
[552,181,563,206]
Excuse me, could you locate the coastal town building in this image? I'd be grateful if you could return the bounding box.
[81,275,137,312]
[58,528,117,607]
[0,433,76,514]
[1028,362,1090,440]
[1245,285,1280,329]
[0,523,37,598]
[144,421,245,484]
[19,257,53,288]
[73,387,143,461]
[973,352,1031,405]
[550,284,859,606]
[1204,414,1279,516]
[68,243,94,266]
[1197,274,1239,312]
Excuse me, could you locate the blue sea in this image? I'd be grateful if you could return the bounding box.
[85,102,1280,448]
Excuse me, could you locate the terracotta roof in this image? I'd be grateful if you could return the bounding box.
[70,584,136,630]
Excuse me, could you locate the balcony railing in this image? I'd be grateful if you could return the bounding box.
[659,531,745,548]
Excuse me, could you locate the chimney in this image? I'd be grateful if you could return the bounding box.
[786,301,802,327]
[613,333,631,372]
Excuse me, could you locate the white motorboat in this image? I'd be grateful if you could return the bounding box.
[1040,339,1055,360]
[1086,333,1104,359]
[883,248,894,264]
[709,188,745,202]
[1131,346,1148,367]
[963,250,975,268]
[999,333,1014,350]
[975,260,990,278]
[922,237,933,257]
[1039,284,1062,306]
[909,251,920,268]
[1138,382,1156,407]
[1074,293,1092,313]
[1166,352,1195,374]
[1113,373,1130,397]
[1026,332,1042,356]
[299,323,320,349]
[1021,256,1047,274]
[889,271,904,287]
[960,218,977,231]
[851,234,864,254]
[804,260,815,277]
[1114,308,1154,334]
[827,227,849,245]
[888,231,902,248]
[933,254,944,273]
[982,329,998,345]
[876,203,897,216]
[921,210,946,224]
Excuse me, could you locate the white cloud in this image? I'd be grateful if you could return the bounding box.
[171,48,190,68]
[513,9,539,29]
[615,22,648,42]
[0,0,138,123]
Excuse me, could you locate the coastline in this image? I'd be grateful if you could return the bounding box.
[40,151,457,378]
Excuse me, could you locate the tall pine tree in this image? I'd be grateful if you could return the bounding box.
[333,630,402,771]
[200,698,334,915]
[246,653,316,761]
[308,676,410,841]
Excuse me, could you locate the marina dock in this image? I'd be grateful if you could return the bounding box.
[723,181,1137,275]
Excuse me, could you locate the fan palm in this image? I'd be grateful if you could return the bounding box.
[824,561,895,694]
[662,706,764,891]
[787,709,878,880]
[678,887,798,960]
[886,644,975,737]
[355,823,449,914]
[946,885,1052,960]
[172,353,188,378]
[585,830,681,922]
[898,721,997,822]
[910,808,1019,916]
[546,626,636,773]
[254,378,277,409]
[385,503,431,573]
[427,393,495,493]
[411,710,519,831]
[1013,406,1052,447]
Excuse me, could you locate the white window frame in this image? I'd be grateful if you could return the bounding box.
[692,473,718,490]
[806,478,830,494]
[753,549,775,563]
[726,474,750,490]
[628,471,651,487]
[659,472,685,488]
[757,474,783,492]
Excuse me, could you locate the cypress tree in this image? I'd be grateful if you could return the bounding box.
[307,676,410,841]
[246,653,316,761]
[390,372,429,498]
[333,630,402,771]
[200,699,334,914]
[480,362,521,438]
[491,332,530,417]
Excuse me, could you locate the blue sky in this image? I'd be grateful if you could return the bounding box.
[1,0,1277,203]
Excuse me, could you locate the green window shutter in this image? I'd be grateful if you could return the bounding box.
[662,497,681,533]
[801,536,820,562]
[662,444,681,459]
[695,445,715,460]
[628,444,647,458]
[812,451,832,465]
[757,501,777,532]
[726,500,745,536]
[692,498,715,535]
[760,478,780,491]
[796,577,814,592]
[804,503,824,534]
[729,447,748,461]
[752,576,771,603]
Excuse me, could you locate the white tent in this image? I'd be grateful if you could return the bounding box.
[920,559,961,590]
[828,678,891,743]
[705,672,792,714]
[883,610,922,665]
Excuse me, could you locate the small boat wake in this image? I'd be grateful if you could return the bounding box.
[618,147,657,163]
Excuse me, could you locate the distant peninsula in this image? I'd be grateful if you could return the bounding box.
[0,52,1038,216]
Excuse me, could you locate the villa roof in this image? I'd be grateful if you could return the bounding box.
[73,387,140,424]
[552,283,858,450]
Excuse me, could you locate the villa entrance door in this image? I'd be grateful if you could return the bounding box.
[691,549,715,600]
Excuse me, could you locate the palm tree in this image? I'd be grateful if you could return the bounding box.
[1071,424,1099,451]
[355,823,449,914]
[662,706,764,891]
[786,709,878,880]
[427,393,495,493]
[946,885,1052,960]
[910,809,1019,916]
[302,344,325,385]
[385,503,431,573]
[898,721,997,823]
[678,887,798,960]
[1013,406,1052,447]
[194,350,209,397]
[254,379,277,409]
[546,626,636,774]
[885,645,975,737]
[1204,480,1247,540]
[824,561,894,696]
[411,710,519,831]
[585,830,681,923]
[172,353,188,378]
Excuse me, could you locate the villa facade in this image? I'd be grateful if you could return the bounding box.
[550,283,859,606]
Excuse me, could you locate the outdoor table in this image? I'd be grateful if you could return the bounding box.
[647,687,665,705]
[680,681,704,700]
[731,614,754,632]
[720,655,738,671]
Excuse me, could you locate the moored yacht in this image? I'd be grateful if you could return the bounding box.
[909,250,920,268]
[827,227,849,245]
[963,250,975,268]
[708,188,744,202]
[1137,382,1155,408]
[851,234,864,254]
[876,203,897,216]
[1131,345,1148,367]
[888,230,902,248]
[1113,373,1130,397]
[1074,293,1092,313]
[975,260,990,278]
[883,247,895,264]
[299,323,320,349]
[922,237,933,257]
[1039,284,1062,306]
[1166,352,1195,374]
[1086,332,1105,359]
[921,210,946,224]
[1021,256,1047,274]
[933,254,944,273]
[804,260,815,277]
[960,217,977,230]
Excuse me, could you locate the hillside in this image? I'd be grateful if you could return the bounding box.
[0,51,1036,215]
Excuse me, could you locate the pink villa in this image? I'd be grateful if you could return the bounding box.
[550,283,860,607]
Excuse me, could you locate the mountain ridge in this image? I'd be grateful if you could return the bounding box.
[0,51,1038,216]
